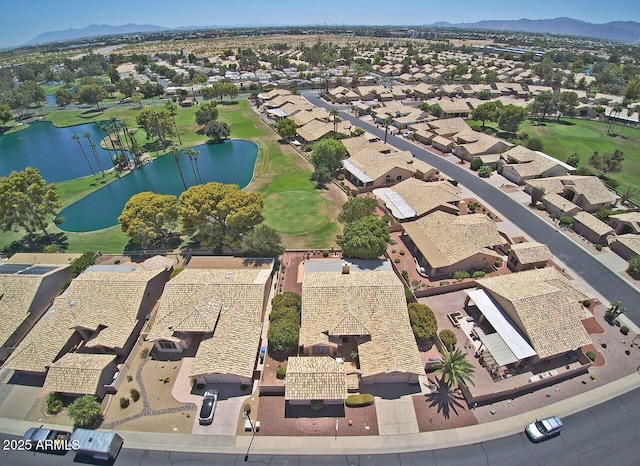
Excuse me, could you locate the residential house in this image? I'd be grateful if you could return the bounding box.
[297,119,352,144]
[355,85,393,101]
[609,234,640,261]
[147,261,273,386]
[507,242,552,272]
[541,192,582,218]
[373,178,461,221]
[285,356,347,405]
[434,99,473,118]
[412,82,435,99]
[571,211,615,246]
[452,130,510,161]
[427,117,472,138]
[402,211,505,278]
[608,212,640,235]
[340,135,390,157]
[500,146,571,185]
[525,176,617,213]
[42,353,117,399]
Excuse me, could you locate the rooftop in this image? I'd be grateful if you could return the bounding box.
[285,356,347,401]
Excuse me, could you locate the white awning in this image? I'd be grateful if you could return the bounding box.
[466,289,536,361]
[373,188,417,220]
[479,333,519,366]
[343,160,374,183]
[266,108,288,118]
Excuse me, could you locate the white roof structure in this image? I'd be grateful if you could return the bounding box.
[374,188,417,219]
[342,159,374,183]
[467,289,537,364]
[266,108,287,118]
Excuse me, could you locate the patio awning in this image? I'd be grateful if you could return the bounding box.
[466,289,536,361]
[479,333,518,366]
[342,160,374,183]
[266,108,288,118]
[373,188,417,220]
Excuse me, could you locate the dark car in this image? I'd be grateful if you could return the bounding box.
[22,426,72,453]
[525,416,563,442]
[198,389,219,425]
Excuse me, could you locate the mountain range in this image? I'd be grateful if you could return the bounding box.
[23,17,640,47]
[429,17,640,44]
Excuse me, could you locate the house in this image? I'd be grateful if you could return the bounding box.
[296,119,351,144]
[2,263,168,394]
[342,148,438,189]
[608,212,640,235]
[285,356,347,405]
[402,211,505,278]
[147,261,273,386]
[434,99,473,118]
[431,135,455,153]
[0,256,76,362]
[571,211,615,246]
[340,135,390,157]
[500,146,571,185]
[525,176,617,213]
[355,85,393,101]
[452,131,510,161]
[507,242,552,272]
[43,353,117,399]
[427,117,472,138]
[290,107,330,127]
[541,192,582,218]
[373,178,461,221]
[297,261,425,390]
[609,234,640,261]
[412,82,435,99]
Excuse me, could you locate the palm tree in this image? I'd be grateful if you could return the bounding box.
[185,147,202,184]
[171,145,188,191]
[83,132,104,177]
[165,100,182,144]
[329,108,340,134]
[72,134,95,175]
[382,116,393,144]
[435,348,475,388]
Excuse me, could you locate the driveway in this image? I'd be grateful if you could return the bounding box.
[191,383,250,436]
[367,383,421,435]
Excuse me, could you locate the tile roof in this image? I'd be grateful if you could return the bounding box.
[427,117,471,136]
[611,234,640,255]
[3,267,163,373]
[609,212,640,233]
[300,270,425,378]
[340,136,388,157]
[573,211,615,236]
[510,242,551,264]
[402,211,504,268]
[297,119,351,142]
[526,176,615,206]
[346,148,437,181]
[377,178,461,218]
[285,356,347,401]
[477,268,592,359]
[0,274,49,348]
[148,268,272,381]
[43,353,116,395]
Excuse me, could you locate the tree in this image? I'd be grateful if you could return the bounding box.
[241,223,285,257]
[381,116,393,144]
[70,252,95,277]
[276,118,297,142]
[67,395,101,427]
[83,132,105,177]
[131,92,143,109]
[54,89,73,106]
[329,107,340,133]
[179,182,264,250]
[0,103,11,126]
[436,348,475,388]
[339,215,390,259]
[310,165,332,185]
[72,134,95,176]
[589,150,624,178]
[472,101,502,127]
[338,197,377,223]
[267,319,299,351]
[554,91,578,121]
[204,121,230,143]
[311,138,345,175]
[185,147,202,184]
[530,186,546,206]
[118,191,179,247]
[624,75,640,102]
[566,153,580,168]
[195,101,218,126]
[76,84,107,110]
[18,81,45,109]
[605,300,626,320]
[136,109,175,147]
[530,90,555,123]
[169,145,187,191]
[117,77,136,98]
[526,138,543,152]
[628,257,640,279]
[497,104,527,133]
[0,168,60,237]
[408,303,437,342]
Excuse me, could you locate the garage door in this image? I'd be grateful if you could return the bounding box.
[202,374,247,385]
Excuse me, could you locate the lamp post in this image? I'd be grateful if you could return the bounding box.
[244,411,256,462]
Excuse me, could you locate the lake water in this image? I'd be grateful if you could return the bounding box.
[56,140,258,232]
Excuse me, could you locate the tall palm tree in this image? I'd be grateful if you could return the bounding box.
[83,132,104,177]
[171,145,188,191]
[72,134,95,175]
[185,147,201,184]
[165,100,182,144]
[95,122,120,176]
[329,108,340,134]
[435,348,475,389]
[382,116,393,144]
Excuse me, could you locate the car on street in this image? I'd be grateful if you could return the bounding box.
[198,389,219,425]
[22,426,73,453]
[525,416,563,442]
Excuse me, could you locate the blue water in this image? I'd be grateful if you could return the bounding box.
[56,140,258,232]
[0,121,115,182]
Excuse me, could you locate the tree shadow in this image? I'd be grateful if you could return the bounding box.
[1,232,69,255]
[422,377,467,419]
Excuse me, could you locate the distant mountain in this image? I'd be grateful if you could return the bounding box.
[25,23,169,45]
[429,17,640,44]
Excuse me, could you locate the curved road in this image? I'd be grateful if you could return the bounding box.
[302,91,640,320]
[2,387,638,465]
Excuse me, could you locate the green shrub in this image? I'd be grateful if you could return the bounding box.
[271,292,302,311]
[439,329,457,351]
[394,258,401,263]
[45,392,64,415]
[440,280,450,286]
[447,179,459,186]
[535,203,546,210]
[526,138,543,151]
[594,208,613,221]
[120,397,130,409]
[559,216,574,225]
[243,403,252,415]
[399,249,405,255]
[391,249,396,254]
[345,393,375,407]
[401,270,409,282]
[276,366,287,379]
[67,395,101,427]
[472,271,486,279]
[408,303,437,342]
[494,259,502,268]
[620,326,629,335]
[70,252,95,277]
[310,400,324,411]
[269,306,300,324]
[453,270,470,281]
[170,267,184,279]
[268,320,299,351]
[478,165,492,178]
[582,299,592,308]
[595,244,603,251]
[470,158,483,171]
[126,374,133,382]
[586,351,596,361]
[627,256,640,278]
[130,389,140,402]
[43,244,59,253]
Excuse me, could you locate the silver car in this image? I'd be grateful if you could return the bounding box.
[525,416,563,442]
[198,389,219,425]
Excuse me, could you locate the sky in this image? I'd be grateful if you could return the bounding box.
[1,0,640,49]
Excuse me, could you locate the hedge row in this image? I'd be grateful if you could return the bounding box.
[345,393,374,407]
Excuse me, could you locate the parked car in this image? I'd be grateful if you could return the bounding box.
[198,389,219,425]
[525,416,563,442]
[22,426,72,453]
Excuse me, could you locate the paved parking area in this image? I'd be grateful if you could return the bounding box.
[191,384,250,436]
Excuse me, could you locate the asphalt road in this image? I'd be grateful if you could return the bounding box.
[302,91,640,320]
[2,387,638,465]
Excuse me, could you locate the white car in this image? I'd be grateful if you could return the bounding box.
[198,389,219,425]
[525,416,563,442]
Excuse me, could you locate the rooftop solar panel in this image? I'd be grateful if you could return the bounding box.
[19,266,57,275]
[0,264,31,274]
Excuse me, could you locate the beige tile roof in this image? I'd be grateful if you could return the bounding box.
[148,268,271,381]
[573,211,615,236]
[402,211,504,268]
[43,353,115,395]
[383,178,462,217]
[477,268,591,359]
[3,267,163,373]
[510,242,551,264]
[541,192,581,213]
[340,136,388,157]
[527,176,615,206]
[301,270,424,378]
[435,99,472,114]
[285,356,347,400]
[610,212,640,233]
[297,119,351,142]
[502,145,540,163]
[347,148,437,181]
[0,274,47,348]
[612,234,640,255]
[427,117,471,136]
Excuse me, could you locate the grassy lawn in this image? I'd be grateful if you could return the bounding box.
[470,118,640,194]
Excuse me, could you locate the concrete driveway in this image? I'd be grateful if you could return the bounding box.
[368,383,421,435]
[191,384,250,436]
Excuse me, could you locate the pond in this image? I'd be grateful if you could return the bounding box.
[0,121,115,182]
[56,140,258,232]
